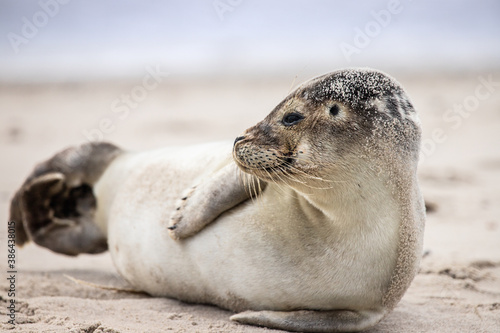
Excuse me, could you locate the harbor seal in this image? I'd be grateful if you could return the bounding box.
[10,68,425,332]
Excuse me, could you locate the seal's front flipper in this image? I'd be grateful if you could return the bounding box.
[168,163,265,240]
[230,309,386,333]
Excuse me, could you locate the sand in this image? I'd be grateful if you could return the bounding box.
[1,71,499,332]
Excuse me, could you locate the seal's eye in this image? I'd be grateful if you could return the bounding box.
[329,104,340,116]
[282,113,304,126]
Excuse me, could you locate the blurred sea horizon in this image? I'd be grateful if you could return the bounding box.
[1,0,499,83]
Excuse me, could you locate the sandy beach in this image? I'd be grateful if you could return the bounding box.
[1,71,499,332]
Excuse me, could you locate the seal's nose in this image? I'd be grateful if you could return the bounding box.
[234,136,245,146]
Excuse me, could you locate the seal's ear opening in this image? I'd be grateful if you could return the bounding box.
[9,189,30,247]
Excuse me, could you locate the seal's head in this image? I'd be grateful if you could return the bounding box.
[233,68,421,187]
[233,68,426,315]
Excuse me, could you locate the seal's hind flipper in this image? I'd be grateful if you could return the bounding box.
[231,309,386,333]
[9,142,122,255]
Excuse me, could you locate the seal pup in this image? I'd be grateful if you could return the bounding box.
[10,68,425,332]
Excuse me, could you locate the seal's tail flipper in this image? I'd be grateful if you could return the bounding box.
[230,308,386,332]
[9,187,30,247]
[9,142,122,256]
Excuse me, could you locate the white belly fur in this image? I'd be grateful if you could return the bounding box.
[94,141,399,312]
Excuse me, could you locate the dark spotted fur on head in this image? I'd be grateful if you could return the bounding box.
[234,68,421,181]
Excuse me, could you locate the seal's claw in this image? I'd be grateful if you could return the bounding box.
[167,211,187,240]
[167,214,183,239]
[167,186,198,240]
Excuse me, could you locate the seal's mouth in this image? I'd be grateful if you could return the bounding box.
[232,131,302,182]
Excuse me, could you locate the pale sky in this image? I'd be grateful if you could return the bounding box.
[1,0,499,81]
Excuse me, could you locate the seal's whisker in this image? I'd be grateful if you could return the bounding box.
[256,177,263,197]
[263,168,291,198]
[238,169,251,198]
[277,166,307,185]
[279,160,335,184]
[271,167,314,200]
[284,155,315,166]
[286,74,299,96]
[239,170,259,203]
[252,175,261,201]
[244,173,255,203]
[249,173,258,203]
[280,157,346,185]
[255,177,268,208]
[279,163,340,189]
[279,167,335,191]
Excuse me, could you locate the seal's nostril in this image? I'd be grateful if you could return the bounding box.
[234,136,245,145]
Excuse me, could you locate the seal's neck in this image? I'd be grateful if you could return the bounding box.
[291,165,401,229]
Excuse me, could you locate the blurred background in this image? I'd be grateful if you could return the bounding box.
[1,0,499,82]
[1,1,499,205]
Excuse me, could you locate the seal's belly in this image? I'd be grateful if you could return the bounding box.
[101,144,396,312]
[110,198,390,312]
